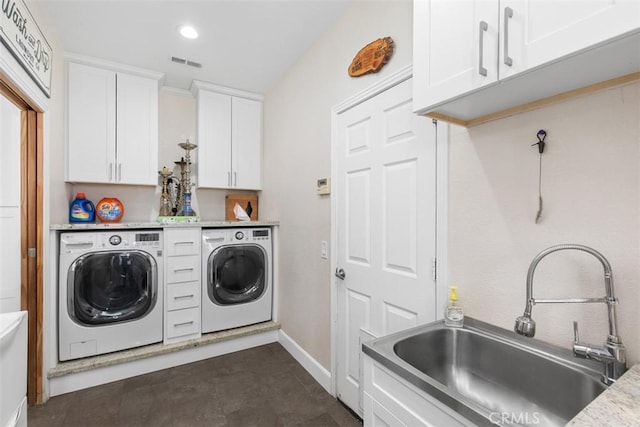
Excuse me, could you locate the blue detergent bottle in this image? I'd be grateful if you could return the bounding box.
[69,192,95,223]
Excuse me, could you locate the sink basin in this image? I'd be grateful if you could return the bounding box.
[362,317,607,426]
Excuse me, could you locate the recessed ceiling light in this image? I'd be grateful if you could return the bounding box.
[178,25,198,40]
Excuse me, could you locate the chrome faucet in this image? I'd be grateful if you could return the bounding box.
[514,244,626,385]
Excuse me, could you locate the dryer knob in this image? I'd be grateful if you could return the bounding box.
[109,235,122,246]
[235,231,244,240]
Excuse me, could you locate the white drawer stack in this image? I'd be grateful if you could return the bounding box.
[164,228,201,344]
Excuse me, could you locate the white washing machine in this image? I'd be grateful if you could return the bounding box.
[58,230,164,361]
[201,228,272,333]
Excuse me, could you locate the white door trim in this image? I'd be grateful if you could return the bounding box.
[329,63,450,397]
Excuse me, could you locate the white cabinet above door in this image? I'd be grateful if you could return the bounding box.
[500,0,640,79]
[413,0,499,109]
[66,58,162,185]
[192,81,263,190]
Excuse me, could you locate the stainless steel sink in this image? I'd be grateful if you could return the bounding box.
[362,317,607,426]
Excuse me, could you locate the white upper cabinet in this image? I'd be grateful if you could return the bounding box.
[413,0,499,108]
[192,81,263,190]
[66,59,161,185]
[413,0,640,124]
[231,97,262,190]
[500,0,640,79]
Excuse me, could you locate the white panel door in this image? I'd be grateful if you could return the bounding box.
[336,78,437,415]
[116,73,158,185]
[500,0,640,79]
[232,97,262,190]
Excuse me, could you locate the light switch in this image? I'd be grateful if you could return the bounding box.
[321,241,328,259]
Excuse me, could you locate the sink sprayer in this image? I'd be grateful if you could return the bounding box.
[514,244,626,384]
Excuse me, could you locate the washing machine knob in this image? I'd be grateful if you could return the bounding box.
[109,235,122,246]
[235,231,244,241]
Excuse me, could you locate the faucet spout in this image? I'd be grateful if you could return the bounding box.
[514,244,626,384]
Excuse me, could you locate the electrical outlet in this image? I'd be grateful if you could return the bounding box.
[321,241,328,259]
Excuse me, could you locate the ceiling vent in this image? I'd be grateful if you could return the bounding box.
[170,56,202,68]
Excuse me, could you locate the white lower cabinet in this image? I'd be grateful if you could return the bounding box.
[363,356,471,426]
[164,228,201,344]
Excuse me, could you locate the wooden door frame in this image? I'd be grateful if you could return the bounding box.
[1,78,45,405]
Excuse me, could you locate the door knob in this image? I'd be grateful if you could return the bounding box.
[335,268,346,280]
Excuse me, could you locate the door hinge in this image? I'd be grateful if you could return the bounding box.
[431,257,437,282]
[28,248,36,258]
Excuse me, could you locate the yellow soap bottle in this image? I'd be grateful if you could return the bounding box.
[444,285,464,327]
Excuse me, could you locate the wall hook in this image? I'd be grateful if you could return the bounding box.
[531,129,546,154]
[533,129,546,224]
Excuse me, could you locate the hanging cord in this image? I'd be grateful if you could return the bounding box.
[532,130,546,224]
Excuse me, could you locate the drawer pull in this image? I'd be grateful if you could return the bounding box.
[174,294,194,300]
[173,267,194,272]
[174,320,194,327]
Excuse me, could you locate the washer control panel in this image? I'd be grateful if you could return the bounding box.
[96,231,163,249]
[231,229,270,242]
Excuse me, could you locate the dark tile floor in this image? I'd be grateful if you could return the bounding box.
[29,343,363,427]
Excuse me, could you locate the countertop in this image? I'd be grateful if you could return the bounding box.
[568,364,640,426]
[50,220,279,230]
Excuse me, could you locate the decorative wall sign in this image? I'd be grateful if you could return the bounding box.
[1,0,52,97]
[348,37,395,77]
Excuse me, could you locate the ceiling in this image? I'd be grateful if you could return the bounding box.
[32,0,354,93]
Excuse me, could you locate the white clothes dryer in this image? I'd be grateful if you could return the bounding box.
[201,228,272,333]
[58,230,163,361]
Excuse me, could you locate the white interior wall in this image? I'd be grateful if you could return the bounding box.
[448,82,640,364]
[261,0,414,369]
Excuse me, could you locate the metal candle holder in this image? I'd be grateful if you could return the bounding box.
[178,139,197,216]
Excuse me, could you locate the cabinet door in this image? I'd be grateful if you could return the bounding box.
[413,0,499,114]
[500,0,640,79]
[197,91,232,188]
[231,97,262,190]
[67,62,116,183]
[116,73,158,185]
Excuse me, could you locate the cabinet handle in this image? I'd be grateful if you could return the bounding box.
[233,172,237,187]
[227,171,231,187]
[108,163,113,181]
[118,163,122,181]
[504,7,514,66]
[174,320,194,327]
[173,267,194,272]
[174,294,194,300]
[478,21,488,76]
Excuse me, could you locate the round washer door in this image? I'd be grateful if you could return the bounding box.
[68,250,157,325]
[208,245,266,305]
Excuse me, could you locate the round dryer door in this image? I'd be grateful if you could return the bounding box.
[208,245,266,305]
[69,251,157,325]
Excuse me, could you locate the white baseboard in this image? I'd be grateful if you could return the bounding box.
[277,330,332,394]
[49,330,278,396]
